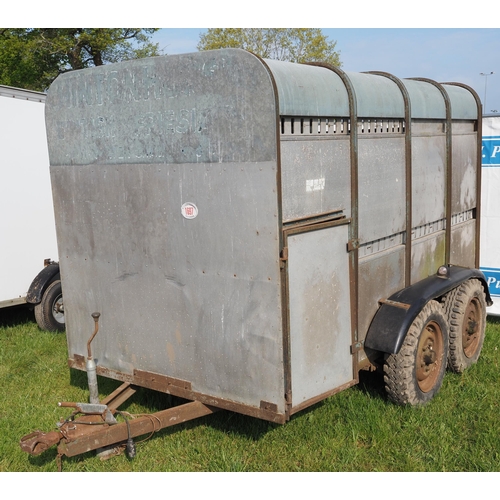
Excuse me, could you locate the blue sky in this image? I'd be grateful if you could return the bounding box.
[10,2,500,111]
[152,28,500,114]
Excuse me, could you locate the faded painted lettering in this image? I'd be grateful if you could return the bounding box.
[55,66,195,109]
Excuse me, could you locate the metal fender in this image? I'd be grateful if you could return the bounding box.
[364,265,492,355]
[26,262,60,305]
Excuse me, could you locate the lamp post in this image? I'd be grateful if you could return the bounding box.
[480,72,494,114]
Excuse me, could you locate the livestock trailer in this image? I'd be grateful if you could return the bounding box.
[0,85,64,331]
[21,49,491,465]
[480,114,500,315]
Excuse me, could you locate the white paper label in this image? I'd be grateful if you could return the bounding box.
[306,178,326,192]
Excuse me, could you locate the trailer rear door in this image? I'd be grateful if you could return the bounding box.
[286,221,355,409]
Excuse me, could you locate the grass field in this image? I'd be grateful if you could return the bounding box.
[1,305,499,472]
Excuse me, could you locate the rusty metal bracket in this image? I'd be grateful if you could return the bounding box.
[347,239,359,252]
[260,400,278,413]
[20,391,220,472]
[58,402,117,424]
[102,382,138,410]
[57,400,218,458]
[20,430,62,456]
[350,340,364,354]
[280,247,288,261]
[378,298,411,310]
[279,247,288,269]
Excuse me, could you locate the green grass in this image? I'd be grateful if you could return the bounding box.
[1,305,500,472]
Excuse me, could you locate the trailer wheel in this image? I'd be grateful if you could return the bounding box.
[443,279,486,373]
[34,280,65,332]
[384,300,448,406]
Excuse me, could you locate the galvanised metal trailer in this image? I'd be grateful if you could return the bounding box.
[0,85,64,332]
[21,49,491,466]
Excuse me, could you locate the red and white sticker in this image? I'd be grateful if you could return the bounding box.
[181,202,198,219]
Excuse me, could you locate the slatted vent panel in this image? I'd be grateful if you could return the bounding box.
[358,119,405,134]
[281,117,350,136]
[281,117,406,136]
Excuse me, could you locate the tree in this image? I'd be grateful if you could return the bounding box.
[0,29,160,91]
[197,28,341,66]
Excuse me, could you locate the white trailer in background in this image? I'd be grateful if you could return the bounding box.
[481,115,500,316]
[0,85,64,331]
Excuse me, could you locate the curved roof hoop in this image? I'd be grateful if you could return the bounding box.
[367,71,413,287]
[304,61,360,348]
[441,81,482,268]
[408,78,453,265]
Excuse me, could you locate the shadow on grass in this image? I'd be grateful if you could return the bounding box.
[487,314,500,325]
[355,369,388,402]
[0,304,35,328]
[34,366,393,470]
[62,364,390,454]
[66,367,280,444]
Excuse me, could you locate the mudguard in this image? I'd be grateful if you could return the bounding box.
[26,262,60,304]
[364,266,492,355]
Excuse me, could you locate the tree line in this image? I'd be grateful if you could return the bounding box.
[0,28,341,92]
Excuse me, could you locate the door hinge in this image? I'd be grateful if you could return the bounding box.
[347,239,359,252]
[280,247,288,268]
[350,340,364,354]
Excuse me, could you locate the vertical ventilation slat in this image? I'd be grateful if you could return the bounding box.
[279,117,412,137]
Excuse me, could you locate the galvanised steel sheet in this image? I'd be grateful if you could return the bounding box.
[402,79,446,119]
[357,136,406,243]
[48,49,286,414]
[346,71,405,118]
[47,50,277,166]
[411,122,447,227]
[287,224,353,405]
[451,219,476,268]
[451,122,478,214]
[358,246,406,346]
[280,138,351,222]
[411,231,446,284]
[443,84,479,120]
[265,59,349,117]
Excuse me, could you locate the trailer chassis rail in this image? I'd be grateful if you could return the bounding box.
[19,382,219,471]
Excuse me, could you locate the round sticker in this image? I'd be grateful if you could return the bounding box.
[181,202,198,220]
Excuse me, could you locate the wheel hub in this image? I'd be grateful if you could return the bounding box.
[463,297,481,358]
[416,321,444,393]
[52,296,65,324]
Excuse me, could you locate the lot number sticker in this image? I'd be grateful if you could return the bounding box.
[181,202,198,219]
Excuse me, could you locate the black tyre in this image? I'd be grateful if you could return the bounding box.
[34,280,65,332]
[384,300,448,406]
[443,279,486,373]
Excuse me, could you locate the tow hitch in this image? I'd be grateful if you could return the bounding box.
[20,382,218,470]
[20,430,61,456]
[19,313,219,470]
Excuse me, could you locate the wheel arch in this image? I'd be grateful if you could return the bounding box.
[364,266,492,355]
[26,262,60,305]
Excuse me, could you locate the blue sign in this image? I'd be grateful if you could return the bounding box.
[481,267,500,297]
[482,136,500,166]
